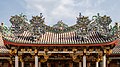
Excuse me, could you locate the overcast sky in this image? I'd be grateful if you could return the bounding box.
[0,0,120,27]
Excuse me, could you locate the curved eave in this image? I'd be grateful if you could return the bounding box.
[3,39,119,47]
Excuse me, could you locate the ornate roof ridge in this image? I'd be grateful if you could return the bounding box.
[0,13,120,45]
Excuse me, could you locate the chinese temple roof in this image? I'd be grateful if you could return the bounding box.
[0,32,119,54]
[3,31,118,45]
[0,13,119,46]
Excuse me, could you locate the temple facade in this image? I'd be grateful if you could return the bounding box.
[0,13,120,67]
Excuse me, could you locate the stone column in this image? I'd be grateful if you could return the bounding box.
[79,62,82,67]
[21,62,24,67]
[39,62,41,67]
[30,62,32,67]
[103,54,106,67]
[96,62,99,67]
[15,55,18,67]
[35,55,38,67]
[83,55,86,67]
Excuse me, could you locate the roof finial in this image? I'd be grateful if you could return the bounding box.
[40,13,43,17]
[79,12,81,17]
[1,22,3,26]
[97,13,100,16]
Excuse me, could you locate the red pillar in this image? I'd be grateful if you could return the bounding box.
[55,62,58,67]
[62,63,65,67]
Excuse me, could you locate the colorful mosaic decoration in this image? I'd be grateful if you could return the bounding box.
[0,13,119,44]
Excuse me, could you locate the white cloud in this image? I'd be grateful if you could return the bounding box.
[24,0,107,26]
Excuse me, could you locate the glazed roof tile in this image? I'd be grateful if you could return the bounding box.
[0,33,9,53]
[3,31,116,44]
[0,34,120,54]
[112,44,120,54]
